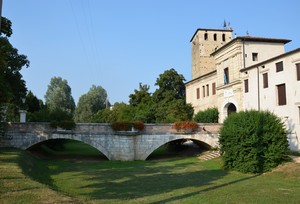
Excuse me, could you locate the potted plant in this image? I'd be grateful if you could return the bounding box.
[173,121,198,133]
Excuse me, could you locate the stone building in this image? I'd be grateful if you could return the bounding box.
[186,27,300,151]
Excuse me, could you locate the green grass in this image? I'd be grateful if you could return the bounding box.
[1,141,300,203]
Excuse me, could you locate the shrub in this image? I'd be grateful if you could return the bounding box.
[174,121,198,132]
[219,110,289,173]
[111,121,144,131]
[194,107,218,123]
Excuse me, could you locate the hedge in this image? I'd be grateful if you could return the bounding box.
[219,110,289,173]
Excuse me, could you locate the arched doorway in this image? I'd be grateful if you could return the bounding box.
[227,103,237,116]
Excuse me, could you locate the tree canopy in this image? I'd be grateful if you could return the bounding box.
[74,85,109,122]
[0,17,29,122]
[45,77,75,114]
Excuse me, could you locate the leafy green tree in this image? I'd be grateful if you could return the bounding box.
[92,102,133,123]
[45,77,75,114]
[128,83,155,122]
[153,68,186,102]
[0,17,29,122]
[25,91,43,113]
[74,85,109,122]
[152,68,193,123]
[129,83,151,106]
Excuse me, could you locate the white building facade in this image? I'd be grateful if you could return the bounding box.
[186,28,300,151]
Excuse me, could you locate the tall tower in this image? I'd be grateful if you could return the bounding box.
[190,28,233,79]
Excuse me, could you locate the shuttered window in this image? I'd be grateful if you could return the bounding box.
[263,73,268,88]
[277,84,286,106]
[244,79,249,93]
[212,82,216,95]
[276,61,283,72]
[296,63,300,81]
[196,88,200,99]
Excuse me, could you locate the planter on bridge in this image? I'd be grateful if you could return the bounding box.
[173,121,198,134]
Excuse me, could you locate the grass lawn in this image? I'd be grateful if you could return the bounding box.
[1,141,300,203]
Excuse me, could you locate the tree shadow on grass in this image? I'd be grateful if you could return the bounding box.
[12,148,260,203]
[73,159,231,202]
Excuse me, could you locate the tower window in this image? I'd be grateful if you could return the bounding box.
[252,53,258,61]
[222,34,225,42]
[196,88,200,99]
[202,86,205,98]
[204,33,208,40]
[276,61,283,72]
[224,68,229,84]
[214,33,217,41]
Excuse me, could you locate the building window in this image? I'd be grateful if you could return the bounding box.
[206,84,209,96]
[277,84,286,106]
[263,73,268,88]
[204,33,208,40]
[212,82,216,95]
[224,68,229,84]
[202,86,205,98]
[244,79,249,93]
[296,63,300,81]
[252,53,258,61]
[222,34,225,42]
[196,88,200,99]
[276,61,283,72]
[214,33,217,41]
[299,107,300,124]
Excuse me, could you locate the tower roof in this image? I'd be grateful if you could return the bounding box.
[190,28,233,42]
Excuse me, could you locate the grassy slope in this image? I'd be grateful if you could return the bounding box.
[1,141,300,203]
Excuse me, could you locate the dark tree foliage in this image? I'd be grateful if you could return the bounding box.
[153,68,186,102]
[92,68,193,123]
[25,91,43,113]
[129,83,151,107]
[219,110,289,173]
[0,17,29,122]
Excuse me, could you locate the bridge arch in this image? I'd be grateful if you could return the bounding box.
[137,133,215,160]
[26,138,110,160]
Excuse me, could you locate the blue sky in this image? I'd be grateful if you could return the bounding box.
[3,0,300,104]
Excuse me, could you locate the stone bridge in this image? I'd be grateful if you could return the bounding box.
[2,123,221,161]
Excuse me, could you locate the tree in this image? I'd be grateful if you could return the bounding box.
[0,17,29,122]
[45,77,75,115]
[25,91,43,113]
[153,68,186,102]
[128,83,155,122]
[74,85,109,122]
[152,68,193,122]
[129,83,151,107]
